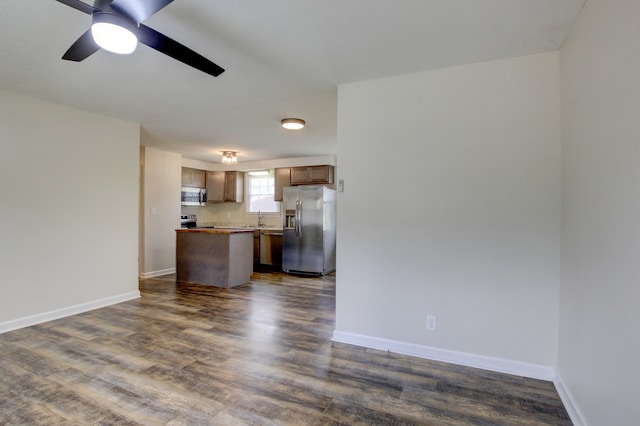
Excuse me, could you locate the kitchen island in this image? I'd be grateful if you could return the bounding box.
[176,228,254,288]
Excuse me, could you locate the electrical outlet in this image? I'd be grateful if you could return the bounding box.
[426,315,437,331]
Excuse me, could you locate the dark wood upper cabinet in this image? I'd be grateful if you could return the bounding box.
[206,170,243,203]
[290,165,334,185]
[206,171,225,202]
[224,171,244,202]
[274,168,291,201]
[276,165,335,200]
[182,167,206,188]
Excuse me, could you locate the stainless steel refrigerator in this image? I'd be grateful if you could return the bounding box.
[282,185,336,275]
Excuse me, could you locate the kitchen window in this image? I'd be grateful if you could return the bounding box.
[246,170,280,213]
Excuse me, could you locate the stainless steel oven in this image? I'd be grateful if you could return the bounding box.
[180,214,197,228]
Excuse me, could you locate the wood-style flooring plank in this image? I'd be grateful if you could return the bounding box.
[0,269,571,425]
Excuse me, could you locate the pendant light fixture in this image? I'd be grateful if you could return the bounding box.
[221,151,238,165]
[281,118,305,130]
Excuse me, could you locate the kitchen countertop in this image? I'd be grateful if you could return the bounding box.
[211,226,283,231]
[176,228,255,234]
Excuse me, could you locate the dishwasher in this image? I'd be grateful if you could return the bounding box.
[259,230,283,266]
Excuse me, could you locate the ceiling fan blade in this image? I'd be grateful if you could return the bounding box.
[55,0,98,15]
[62,30,100,61]
[110,0,174,23]
[137,24,225,77]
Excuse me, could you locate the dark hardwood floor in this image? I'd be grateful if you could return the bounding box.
[0,270,571,425]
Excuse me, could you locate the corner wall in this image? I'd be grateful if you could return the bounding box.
[139,146,182,277]
[0,89,140,329]
[335,52,562,372]
[558,0,640,424]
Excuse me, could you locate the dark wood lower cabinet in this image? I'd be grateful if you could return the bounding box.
[176,229,253,287]
[253,230,260,262]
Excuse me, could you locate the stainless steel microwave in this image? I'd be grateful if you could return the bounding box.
[181,187,207,206]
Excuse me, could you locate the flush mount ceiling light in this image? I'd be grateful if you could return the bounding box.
[91,12,138,54]
[281,118,305,130]
[221,151,238,165]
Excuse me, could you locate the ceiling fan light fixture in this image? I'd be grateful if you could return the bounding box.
[91,12,138,54]
[281,118,305,130]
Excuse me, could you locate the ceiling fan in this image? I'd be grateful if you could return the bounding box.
[55,0,225,77]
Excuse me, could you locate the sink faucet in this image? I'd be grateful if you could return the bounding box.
[257,211,265,227]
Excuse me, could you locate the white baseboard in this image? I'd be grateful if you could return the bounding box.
[0,291,141,334]
[554,373,588,426]
[331,330,556,381]
[140,268,175,279]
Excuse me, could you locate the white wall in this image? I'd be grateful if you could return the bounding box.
[0,89,140,328]
[335,52,562,370]
[139,146,182,277]
[558,0,640,424]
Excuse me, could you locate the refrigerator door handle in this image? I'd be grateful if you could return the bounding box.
[298,200,302,238]
[295,200,302,237]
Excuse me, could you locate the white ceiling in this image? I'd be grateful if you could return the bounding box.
[0,0,584,163]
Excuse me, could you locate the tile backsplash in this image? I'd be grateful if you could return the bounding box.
[181,202,283,228]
